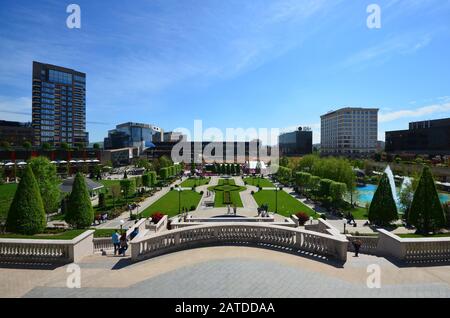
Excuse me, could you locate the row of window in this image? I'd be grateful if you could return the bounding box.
[49,70,73,85]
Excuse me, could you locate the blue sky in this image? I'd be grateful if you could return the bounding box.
[0,0,450,144]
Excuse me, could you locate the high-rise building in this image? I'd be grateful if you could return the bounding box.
[320,107,378,155]
[385,118,450,156]
[104,122,162,153]
[32,61,88,147]
[278,127,312,156]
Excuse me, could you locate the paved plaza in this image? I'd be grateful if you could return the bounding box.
[1,246,449,298]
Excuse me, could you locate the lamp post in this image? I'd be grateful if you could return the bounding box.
[176,187,182,215]
[309,216,314,225]
[120,219,125,233]
[275,186,283,214]
[343,218,347,234]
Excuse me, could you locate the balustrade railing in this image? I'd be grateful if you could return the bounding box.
[131,223,348,262]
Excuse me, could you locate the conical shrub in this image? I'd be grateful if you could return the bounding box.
[368,172,398,226]
[408,166,446,234]
[65,173,94,229]
[6,165,46,234]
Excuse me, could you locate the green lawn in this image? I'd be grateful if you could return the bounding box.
[0,183,17,219]
[180,178,210,188]
[0,229,86,240]
[243,177,275,188]
[208,179,246,207]
[398,233,450,238]
[140,190,202,217]
[347,207,369,220]
[253,190,317,217]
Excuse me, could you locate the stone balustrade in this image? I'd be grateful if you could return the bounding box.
[0,230,94,264]
[146,215,168,233]
[346,235,379,255]
[377,229,450,263]
[131,223,348,263]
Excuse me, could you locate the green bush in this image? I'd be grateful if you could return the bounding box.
[319,179,333,197]
[65,173,94,229]
[408,166,446,233]
[368,173,398,226]
[6,166,46,235]
[28,156,60,214]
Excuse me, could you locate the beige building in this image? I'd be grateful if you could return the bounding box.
[320,107,378,155]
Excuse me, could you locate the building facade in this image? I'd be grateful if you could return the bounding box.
[104,122,162,153]
[320,107,378,155]
[278,128,312,157]
[385,118,450,156]
[0,120,33,147]
[32,61,88,148]
[162,131,186,142]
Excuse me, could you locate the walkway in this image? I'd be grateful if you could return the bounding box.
[3,246,449,298]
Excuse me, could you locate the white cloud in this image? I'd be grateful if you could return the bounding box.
[379,102,450,123]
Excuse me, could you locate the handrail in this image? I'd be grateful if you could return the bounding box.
[131,223,348,262]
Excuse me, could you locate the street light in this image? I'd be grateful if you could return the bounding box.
[120,219,125,232]
[275,186,283,214]
[343,218,347,234]
[309,216,314,225]
[176,187,182,215]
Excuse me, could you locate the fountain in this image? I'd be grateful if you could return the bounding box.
[384,165,398,203]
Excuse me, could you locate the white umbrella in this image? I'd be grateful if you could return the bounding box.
[85,159,92,163]
[92,159,100,163]
[77,160,85,163]
[59,160,68,164]
[50,161,57,164]
[5,162,15,166]
[17,162,27,165]
[69,160,77,163]
[0,162,4,166]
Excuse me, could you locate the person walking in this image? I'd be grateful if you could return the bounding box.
[352,239,362,257]
[111,230,120,256]
[119,232,128,256]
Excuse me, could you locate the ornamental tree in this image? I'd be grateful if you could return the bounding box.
[6,165,46,234]
[408,166,446,234]
[65,173,94,229]
[368,173,398,226]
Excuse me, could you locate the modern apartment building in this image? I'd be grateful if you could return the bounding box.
[32,61,88,148]
[278,127,312,156]
[104,122,162,153]
[385,118,450,156]
[320,107,378,155]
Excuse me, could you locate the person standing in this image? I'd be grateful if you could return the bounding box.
[119,232,128,256]
[233,205,237,216]
[111,230,120,256]
[227,204,230,214]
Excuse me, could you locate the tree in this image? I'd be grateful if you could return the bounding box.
[6,166,46,234]
[408,166,446,234]
[330,182,347,207]
[368,173,398,226]
[120,178,136,206]
[110,184,121,210]
[279,157,289,168]
[60,142,70,151]
[319,179,333,197]
[93,143,100,149]
[295,172,311,195]
[41,142,52,151]
[160,167,169,180]
[22,141,32,150]
[28,156,61,214]
[0,141,11,151]
[65,173,94,229]
[142,173,151,188]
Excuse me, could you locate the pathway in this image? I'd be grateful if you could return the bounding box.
[2,246,449,298]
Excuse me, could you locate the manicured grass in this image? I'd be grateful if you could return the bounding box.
[180,178,210,188]
[398,233,450,238]
[253,190,317,218]
[0,183,17,218]
[347,207,369,220]
[243,177,275,188]
[140,190,202,217]
[98,179,121,191]
[93,228,123,238]
[208,179,246,207]
[0,229,86,240]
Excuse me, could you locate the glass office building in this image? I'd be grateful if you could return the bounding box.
[32,61,88,147]
[104,122,162,153]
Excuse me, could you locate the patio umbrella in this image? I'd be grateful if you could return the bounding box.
[5,162,15,166]
[59,160,68,164]
[69,160,77,163]
[17,162,27,165]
